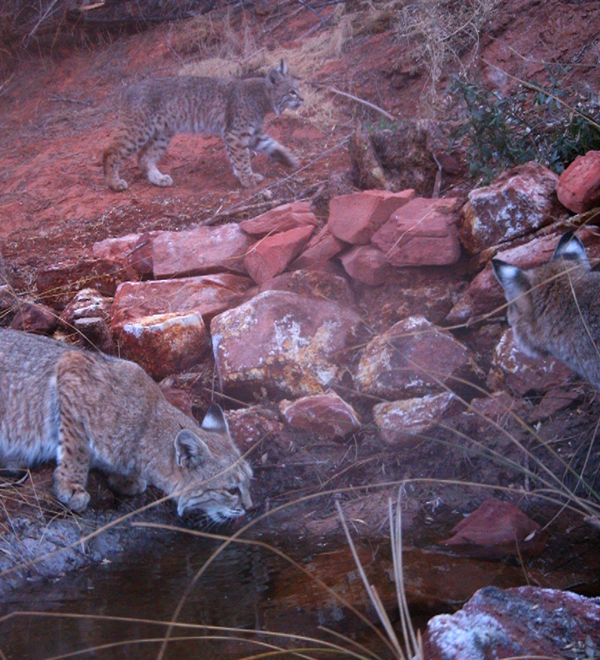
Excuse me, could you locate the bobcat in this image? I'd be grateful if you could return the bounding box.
[103,59,303,191]
[492,231,600,389]
[0,329,253,522]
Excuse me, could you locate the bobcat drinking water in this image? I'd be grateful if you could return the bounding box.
[103,59,302,191]
[492,231,600,389]
[0,329,253,521]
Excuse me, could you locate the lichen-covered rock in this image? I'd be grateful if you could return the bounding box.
[111,274,252,326]
[356,315,475,398]
[556,149,600,213]
[256,268,354,305]
[373,392,462,445]
[61,288,112,326]
[113,311,210,381]
[327,189,415,244]
[371,197,461,266]
[226,406,286,450]
[460,162,564,254]
[211,290,362,399]
[488,329,575,396]
[279,392,361,439]
[422,586,600,660]
[244,225,315,284]
[151,223,254,278]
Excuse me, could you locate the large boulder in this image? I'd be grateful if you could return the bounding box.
[151,223,254,278]
[211,290,362,399]
[371,197,461,266]
[460,162,564,254]
[356,315,476,399]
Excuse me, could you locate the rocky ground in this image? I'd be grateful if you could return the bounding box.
[2,0,600,656]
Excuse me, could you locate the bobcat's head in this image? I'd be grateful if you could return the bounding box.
[267,59,303,116]
[171,404,253,523]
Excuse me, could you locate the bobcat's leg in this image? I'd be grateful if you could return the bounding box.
[250,131,299,169]
[138,131,174,187]
[107,473,147,496]
[53,352,101,513]
[223,131,263,187]
[103,124,154,192]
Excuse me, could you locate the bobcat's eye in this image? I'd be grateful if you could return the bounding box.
[227,487,241,498]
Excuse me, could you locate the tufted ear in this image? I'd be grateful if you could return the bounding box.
[552,231,590,268]
[175,429,213,469]
[201,403,230,435]
[492,259,531,303]
[278,59,289,76]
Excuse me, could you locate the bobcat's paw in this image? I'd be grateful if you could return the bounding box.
[148,171,173,187]
[240,173,264,187]
[54,481,91,513]
[108,179,128,192]
[108,473,147,496]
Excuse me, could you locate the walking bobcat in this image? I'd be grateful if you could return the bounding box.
[493,231,600,389]
[103,59,302,191]
[0,329,253,521]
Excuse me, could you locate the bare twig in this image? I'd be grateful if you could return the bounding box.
[310,82,396,121]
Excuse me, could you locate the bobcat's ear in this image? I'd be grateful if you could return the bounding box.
[201,403,230,435]
[492,259,531,302]
[552,231,590,268]
[175,429,213,469]
[278,59,289,76]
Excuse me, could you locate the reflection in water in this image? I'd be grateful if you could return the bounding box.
[0,533,386,660]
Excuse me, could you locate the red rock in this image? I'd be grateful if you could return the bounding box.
[467,391,525,423]
[279,392,361,439]
[327,189,415,244]
[226,406,286,450]
[256,268,354,305]
[460,162,564,254]
[373,392,462,445]
[158,384,194,417]
[371,197,461,266]
[61,288,112,326]
[126,232,159,277]
[112,311,211,381]
[488,329,575,396]
[239,201,317,235]
[529,385,582,422]
[422,586,600,660]
[340,244,393,285]
[0,285,14,317]
[151,224,254,278]
[211,290,361,399]
[291,227,345,270]
[440,498,544,558]
[111,274,252,326]
[356,315,475,398]
[91,234,140,264]
[36,259,132,307]
[10,302,58,335]
[557,150,600,213]
[244,225,315,285]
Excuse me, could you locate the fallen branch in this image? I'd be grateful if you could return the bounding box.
[310,82,396,121]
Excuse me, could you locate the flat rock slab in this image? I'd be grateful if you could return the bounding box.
[356,315,475,398]
[327,189,415,244]
[239,201,317,235]
[291,227,345,270]
[111,274,252,326]
[371,197,461,266]
[152,223,254,278]
[211,290,362,399]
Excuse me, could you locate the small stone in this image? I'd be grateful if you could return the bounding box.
[60,288,112,326]
[226,406,286,450]
[291,227,345,270]
[371,197,461,266]
[279,392,361,439]
[10,302,58,335]
[327,189,415,244]
[256,268,354,305]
